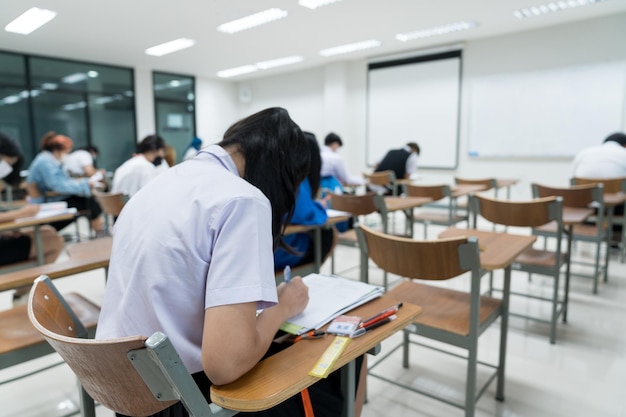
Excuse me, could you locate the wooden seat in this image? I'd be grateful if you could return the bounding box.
[364,170,398,195]
[470,194,567,343]
[405,184,468,238]
[356,225,506,417]
[532,183,608,294]
[27,276,237,417]
[93,190,126,233]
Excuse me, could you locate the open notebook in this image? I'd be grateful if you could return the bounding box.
[280,273,384,335]
[15,202,77,223]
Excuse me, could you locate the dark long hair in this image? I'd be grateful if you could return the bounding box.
[303,132,321,198]
[0,132,24,185]
[219,107,310,249]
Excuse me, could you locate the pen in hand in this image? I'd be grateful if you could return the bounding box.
[284,265,291,283]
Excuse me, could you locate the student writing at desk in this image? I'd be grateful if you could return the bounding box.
[0,132,64,302]
[370,142,420,195]
[97,108,363,417]
[274,132,337,271]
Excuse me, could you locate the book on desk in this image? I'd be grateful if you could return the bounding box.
[14,202,77,223]
[280,273,384,335]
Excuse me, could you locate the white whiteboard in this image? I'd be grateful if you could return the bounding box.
[367,53,461,169]
[468,62,626,158]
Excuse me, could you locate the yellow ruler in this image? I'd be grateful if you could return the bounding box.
[309,336,351,378]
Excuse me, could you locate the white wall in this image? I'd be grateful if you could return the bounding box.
[135,13,626,200]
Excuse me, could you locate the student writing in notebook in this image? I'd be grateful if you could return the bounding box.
[97,108,363,417]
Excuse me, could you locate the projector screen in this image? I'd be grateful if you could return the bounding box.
[367,51,462,170]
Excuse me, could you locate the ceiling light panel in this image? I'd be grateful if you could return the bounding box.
[217,8,288,34]
[319,40,382,57]
[145,38,195,56]
[5,7,57,35]
[256,56,304,70]
[299,0,343,10]
[514,0,607,18]
[396,21,479,42]
[217,65,258,78]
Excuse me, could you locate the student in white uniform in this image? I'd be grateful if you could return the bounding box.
[111,134,166,198]
[63,145,101,177]
[97,108,364,417]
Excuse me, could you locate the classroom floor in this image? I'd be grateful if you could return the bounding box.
[1,216,625,417]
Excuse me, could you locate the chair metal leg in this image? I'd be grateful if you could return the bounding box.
[465,339,478,417]
[550,271,560,344]
[593,240,601,294]
[79,383,96,417]
[496,266,511,402]
[402,330,409,368]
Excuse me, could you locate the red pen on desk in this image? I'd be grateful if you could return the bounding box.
[358,302,403,329]
[352,315,397,338]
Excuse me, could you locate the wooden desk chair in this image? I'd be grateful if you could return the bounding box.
[571,176,626,262]
[28,276,237,417]
[453,177,497,225]
[356,225,506,417]
[470,194,567,344]
[405,184,468,238]
[364,170,398,196]
[327,192,384,276]
[93,190,126,234]
[532,183,608,294]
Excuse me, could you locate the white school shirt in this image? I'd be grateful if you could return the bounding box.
[320,146,364,185]
[96,145,278,373]
[571,141,626,178]
[63,150,93,176]
[111,154,158,197]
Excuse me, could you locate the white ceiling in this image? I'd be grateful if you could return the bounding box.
[1,0,626,82]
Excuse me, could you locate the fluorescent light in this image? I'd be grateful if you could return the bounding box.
[217,8,288,34]
[217,65,258,78]
[514,0,606,18]
[62,73,89,84]
[256,56,303,70]
[319,40,381,57]
[5,7,57,35]
[299,0,342,10]
[145,38,195,57]
[396,21,479,42]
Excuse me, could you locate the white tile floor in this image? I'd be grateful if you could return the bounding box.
[1,217,625,417]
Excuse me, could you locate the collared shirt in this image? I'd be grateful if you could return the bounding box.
[27,151,91,203]
[571,141,626,178]
[96,145,278,373]
[111,154,159,197]
[320,145,364,185]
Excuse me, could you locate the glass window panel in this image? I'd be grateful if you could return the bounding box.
[89,94,136,172]
[30,57,133,94]
[0,86,34,165]
[30,90,88,150]
[153,72,195,102]
[155,101,195,164]
[0,52,27,87]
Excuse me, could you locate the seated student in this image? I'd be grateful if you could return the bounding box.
[274,132,337,271]
[96,108,363,417]
[320,132,365,191]
[63,145,103,177]
[370,142,420,195]
[111,134,166,198]
[0,132,64,303]
[27,132,104,234]
[183,136,202,161]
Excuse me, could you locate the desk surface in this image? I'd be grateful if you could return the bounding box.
[383,196,431,212]
[603,192,626,207]
[439,227,536,270]
[562,206,595,225]
[210,295,421,412]
[0,212,76,232]
[284,214,351,235]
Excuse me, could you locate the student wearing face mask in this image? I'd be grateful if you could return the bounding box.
[111,134,166,198]
[27,131,105,234]
[0,133,64,300]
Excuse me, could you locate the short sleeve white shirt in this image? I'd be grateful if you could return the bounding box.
[111,154,159,197]
[96,145,278,373]
[63,150,93,176]
[320,145,364,185]
[571,141,626,178]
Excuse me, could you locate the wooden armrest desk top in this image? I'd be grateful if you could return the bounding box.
[210,296,421,412]
[0,212,76,232]
[284,215,351,235]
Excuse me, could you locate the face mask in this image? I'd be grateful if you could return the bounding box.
[0,160,13,179]
[152,156,163,166]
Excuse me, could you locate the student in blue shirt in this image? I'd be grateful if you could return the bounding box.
[274,132,336,271]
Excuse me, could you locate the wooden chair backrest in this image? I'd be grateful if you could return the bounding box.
[454,177,496,191]
[532,182,601,209]
[28,276,178,416]
[93,190,126,217]
[571,177,626,194]
[404,184,450,201]
[357,224,475,280]
[329,192,380,216]
[365,170,396,186]
[471,195,562,228]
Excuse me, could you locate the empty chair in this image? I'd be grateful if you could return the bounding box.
[93,190,126,233]
[405,183,468,238]
[364,170,398,196]
[28,275,237,417]
[470,194,567,343]
[532,183,608,294]
[357,225,506,417]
